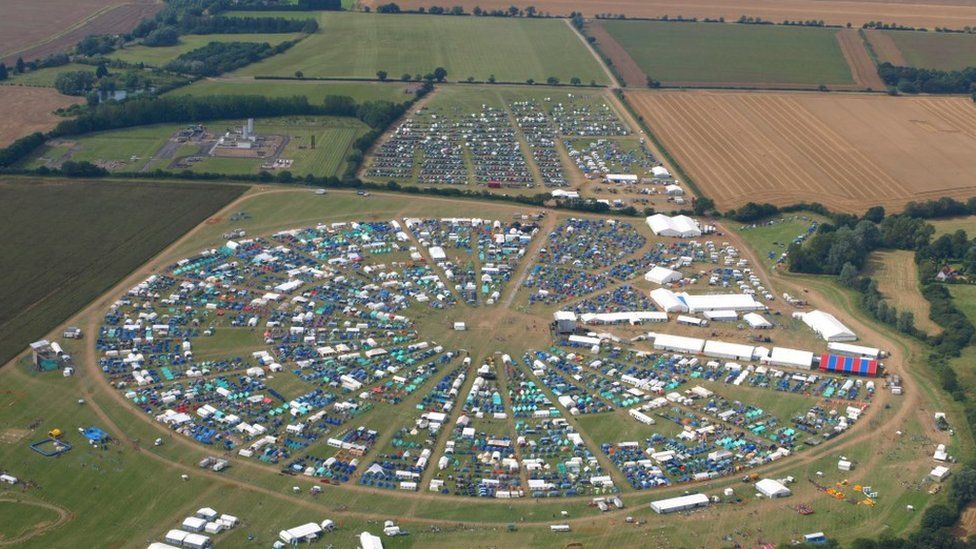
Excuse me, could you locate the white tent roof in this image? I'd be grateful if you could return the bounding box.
[650,288,688,312]
[360,531,384,549]
[650,493,709,513]
[649,332,705,354]
[743,312,772,328]
[678,293,764,313]
[756,478,791,498]
[800,310,856,342]
[428,246,446,261]
[827,342,880,358]
[766,347,814,369]
[580,311,667,324]
[703,340,755,361]
[646,214,701,238]
[645,266,682,285]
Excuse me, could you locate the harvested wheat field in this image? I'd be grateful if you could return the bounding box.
[0,0,160,65]
[628,90,976,213]
[866,250,941,335]
[0,87,80,147]
[368,0,976,29]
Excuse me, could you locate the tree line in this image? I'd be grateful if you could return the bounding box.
[165,40,297,76]
[878,62,976,95]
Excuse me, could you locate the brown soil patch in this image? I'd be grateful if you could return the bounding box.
[0,428,30,444]
[0,0,161,65]
[366,0,976,30]
[865,29,909,65]
[837,29,886,90]
[585,21,646,87]
[0,87,81,148]
[626,89,976,213]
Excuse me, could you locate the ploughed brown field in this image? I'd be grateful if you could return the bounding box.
[0,0,160,65]
[627,90,976,213]
[366,0,976,29]
[0,86,81,147]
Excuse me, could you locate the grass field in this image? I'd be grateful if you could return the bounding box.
[234,11,609,83]
[171,78,414,103]
[1,63,99,87]
[865,250,941,335]
[880,30,976,70]
[931,216,976,238]
[600,20,854,86]
[731,214,824,266]
[110,33,302,67]
[20,116,368,177]
[628,90,976,213]
[0,178,245,368]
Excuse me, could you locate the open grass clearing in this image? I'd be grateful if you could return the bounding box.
[600,20,854,86]
[235,11,609,84]
[731,214,825,267]
[865,250,941,335]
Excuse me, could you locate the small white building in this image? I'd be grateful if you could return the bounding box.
[651,166,671,179]
[359,531,384,549]
[931,466,951,481]
[743,312,772,329]
[279,523,323,544]
[755,478,791,498]
[553,311,578,334]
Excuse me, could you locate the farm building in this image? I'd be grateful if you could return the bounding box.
[650,288,688,313]
[765,347,814,369]
[648,333,705,354]
[797,310,857,342]
[819,354,879,377]
[743,313,772,329]
[646,214,701,238]
[650,493,710,514]
[827,342,882,360]
[645,266,682,285]
[677,292,764,313]
[756,478,791,498]
[703,340,756,361]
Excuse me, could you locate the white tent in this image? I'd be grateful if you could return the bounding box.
[665,185,684,196]
[651,166,671,179]
[798,310,856,342]
[428,246,447,261]
[360,531,384,549]
[645,266,682,285]
[703,310,738,322]
[645,214,701,238]
[678,293,764,313]
[650,288,688,313]
[827,342,880,359]
[765,347,814,369]
[703,340,755,361]
[650,493,709,514]
[755,478,791,498]
[743,312,772,329]
[649,333,705,354]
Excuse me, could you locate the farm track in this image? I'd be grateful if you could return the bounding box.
[367,0,976,29]
[0,494,73,546]
[582,21,642,88]
[865,29,909,65]
[567,19,621,88]
[836,29,887,90]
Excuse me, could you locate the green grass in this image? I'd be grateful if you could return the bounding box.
[235,11,609,83]
[884,30,976,70]
[171,77,414,103]
[20,116,368,177]
[0,178,245,368]
[111,33,302,67]
[930,216,976,238]
[0,500,61,540]
[0,63,97,87]
[601,20,854,85]
[731,214,825,265]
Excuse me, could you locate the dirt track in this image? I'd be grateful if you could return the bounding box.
[367,0,976,29]
[627,89,976,213]
[585,21,645,87]
[836,29,887,90]
[865,29,909,65]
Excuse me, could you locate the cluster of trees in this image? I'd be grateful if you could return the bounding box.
[77,35,119,56]
[789,213,932,274]
[54,70,100,95]
[165,40,296,76]
[371,4,553,17]
[878,62,976,94]
[862,21,918,31]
